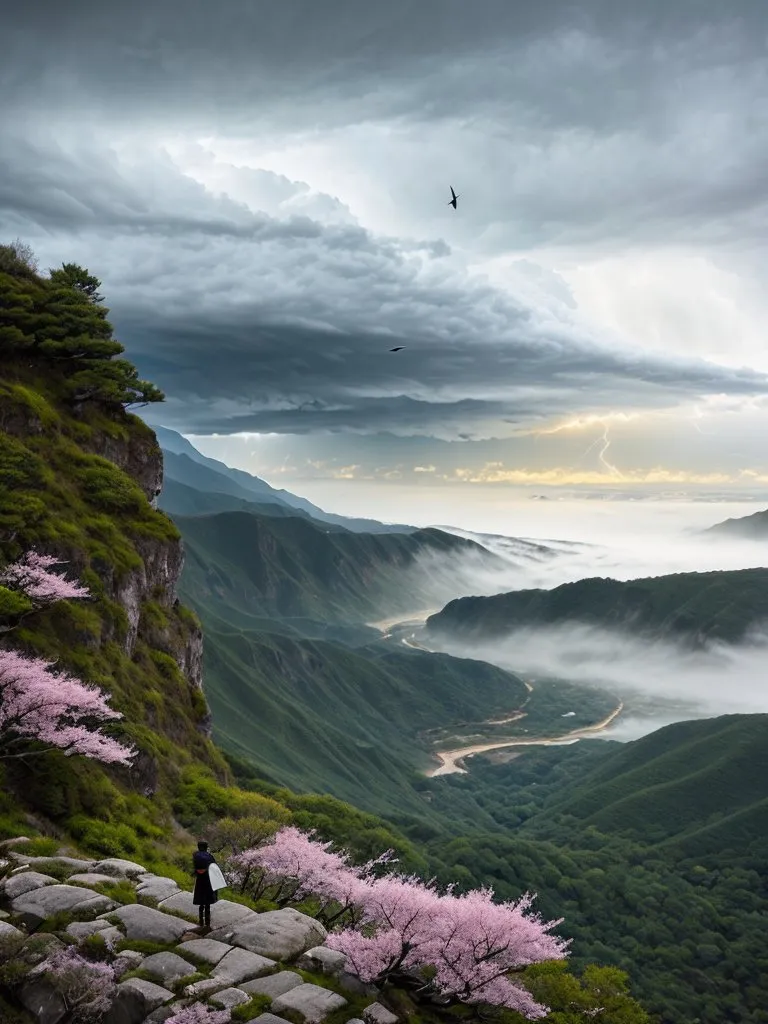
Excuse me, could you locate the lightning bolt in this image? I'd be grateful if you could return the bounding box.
[597,425,623,477]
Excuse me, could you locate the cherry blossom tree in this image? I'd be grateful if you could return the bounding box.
[0,550,133,765]
[235,827,568,1017]
[0,649,134,764]
[38,947,116,1022]
[165,1005,230,1024]
[0,551,89,634]
[229,825,392,925]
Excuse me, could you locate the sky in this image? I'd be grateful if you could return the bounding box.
[3,0,768,518]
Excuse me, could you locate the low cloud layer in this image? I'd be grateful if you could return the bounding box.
[416,528,768,736]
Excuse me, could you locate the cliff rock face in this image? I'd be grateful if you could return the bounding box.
[84,425,164,506]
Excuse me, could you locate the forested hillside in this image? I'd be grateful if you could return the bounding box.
[426,568,768,646]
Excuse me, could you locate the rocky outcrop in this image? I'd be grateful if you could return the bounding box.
[83,423,163,504]
[0,844,397,1024]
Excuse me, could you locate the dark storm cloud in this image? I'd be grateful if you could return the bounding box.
[2,128,768,438]
[3,1,768,440]
[3,0,766,257]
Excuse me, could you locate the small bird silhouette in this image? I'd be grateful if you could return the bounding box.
[448,186,459,210]
[389,346,404,352]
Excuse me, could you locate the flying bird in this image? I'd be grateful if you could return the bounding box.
[389,346,405,352]
[448,186,459,210]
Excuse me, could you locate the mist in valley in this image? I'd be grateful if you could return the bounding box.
[406,513,768,741]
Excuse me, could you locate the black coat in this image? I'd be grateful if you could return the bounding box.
[192,850,219,906]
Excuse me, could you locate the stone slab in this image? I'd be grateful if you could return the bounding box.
[273,983,348,1022]
[106,904,191,944]
[93,858,148,878]
[175,937,234,965]
[211,907,326,961]
[210,986,251,1008]
[213,946,276,984]
[1,871,57,900]
[241,971,304,999]
[141,951,196,985]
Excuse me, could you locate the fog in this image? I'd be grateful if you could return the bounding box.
[408,515,768,741]
[429,621,768,742]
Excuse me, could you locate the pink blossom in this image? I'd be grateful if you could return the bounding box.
[40,946,116,1020]
[0,551,90,604]
[230,826,390,915]
[247,827,569,1018]
[0,648,135,764]
[165,1005,231,1024]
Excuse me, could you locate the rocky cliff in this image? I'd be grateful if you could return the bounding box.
[0,257,229,843]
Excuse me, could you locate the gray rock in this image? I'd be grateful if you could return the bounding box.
[183,978,228,998]
[159,890,254,928]
[0,835,32,848]
[141,951,196,985]
[10,854,95,872]
[0,920,25,940]
[136,875,181,902]
[273,982,348,1022]
[346,1020,365,1023]
[12,884,113,928]
[363,1003,398,1024]
[18,977,67,1024]
[210,986,251,1008]
[107,904,191,944]
[213,946,276,984]
[69,872,123,886]
[113,950,146,977]
[141,1008,178,1024]
[297,945,347,976]
[212,907,327,961]
[241,971,304,998]
[175,937,234,965]
[1,871,58,900]
[254,1016,294,1024]
[65,919,112,940]
[97,925,125,949]
[111,978,174,1024]
[337,971,377,997]
[93,858,148,879]
[0,908,9,919]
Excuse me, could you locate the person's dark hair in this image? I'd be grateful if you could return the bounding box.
[197,840,208,851]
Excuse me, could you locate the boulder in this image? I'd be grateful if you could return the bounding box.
[112,949,145,977]
[363,1003,399,1024]
[18,977,67,1024]
[0,920,25,940]
[211,907,327,961]
[209,986,251,1008]
[93,858,148,879]
[136,875,181,902]
[272,982,348,1022]
[1,871,58,900]
[241,971,304,999]
[183,978,228,999]
[254,1016,294,1024]
[12,885,113,928]
[111,978,174,1024]
[159,890,255,928]
[212,946,276,984]
[175,937,234,965]
[296,945,347,975]
[65,919,112,940]
[68,872,123,886]
[107,904,191,944]
[141,951,196,986]
[11,855,95,872]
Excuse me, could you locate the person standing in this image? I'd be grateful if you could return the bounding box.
[192,840,218,929]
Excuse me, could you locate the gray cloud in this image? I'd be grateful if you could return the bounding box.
[2,1,768,446]
[2,130,768,438]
